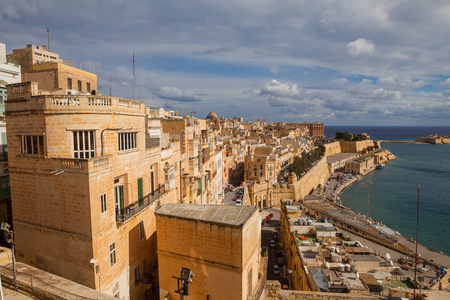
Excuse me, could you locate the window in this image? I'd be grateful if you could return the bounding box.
[20,135,44,155]
[78,80,82,92]
[101,193,107,213]
[110,242,117,267]
[87,82,91,93]
[67,78,72,89]
[139,221,145,240]
[118,132,137,151]
[73,131,96,158]
[134,265,141,286]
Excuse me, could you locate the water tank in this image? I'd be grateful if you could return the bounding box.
[351,264,357,272]
[345,264,351,271]
[330,246,336,253]
[386,253,391,260]
[307,219,313,225]
[338,264,345,272]
[332,253,339,262]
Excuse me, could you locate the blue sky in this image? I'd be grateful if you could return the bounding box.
[1,0,450,125]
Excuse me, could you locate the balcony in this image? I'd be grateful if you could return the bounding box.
[52,156,111,173]
[116,185,165,223]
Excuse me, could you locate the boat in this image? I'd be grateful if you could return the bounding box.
[376,164,385,170]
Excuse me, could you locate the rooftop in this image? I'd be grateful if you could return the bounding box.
[156,203,258,227]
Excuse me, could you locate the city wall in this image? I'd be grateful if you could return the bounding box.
[248,156,329,207]
[340,140,374,153]
[324,142,341,156]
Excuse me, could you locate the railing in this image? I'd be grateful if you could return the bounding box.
[53,156,110,172]
[6,94,145,114]
[116,185,165,223]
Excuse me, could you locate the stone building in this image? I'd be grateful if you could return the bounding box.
[7,44,97,94]
[344,156,374,174]
[5,81,171,299]
[156,203,266,300]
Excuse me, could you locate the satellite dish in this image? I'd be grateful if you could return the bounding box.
[386,253,391,260]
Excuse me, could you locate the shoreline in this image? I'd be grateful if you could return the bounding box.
[329,165,450,268]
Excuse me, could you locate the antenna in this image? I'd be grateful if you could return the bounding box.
[109,76,112,96]
[413,184,420,300]
[45,28,50,51]
[180,110,197,117]
[132,53,135,100]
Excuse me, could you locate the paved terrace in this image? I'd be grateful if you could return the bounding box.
[302,200,399,246]
[0,262,115,300]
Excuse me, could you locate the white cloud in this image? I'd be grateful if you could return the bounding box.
[347,38,375,56]
[438,78,450,89]
[154,86,201,102]
[259,79,302,99]
[270,67,278,75]
[331,78,348,85]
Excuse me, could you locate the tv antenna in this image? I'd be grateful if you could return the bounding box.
[45,27,50,51]
[180,110,196,117]
[132,53,135,100]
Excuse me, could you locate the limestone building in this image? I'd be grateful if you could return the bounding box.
[156,203,266,300]
[7,44,97,94]
[5,81,171,299]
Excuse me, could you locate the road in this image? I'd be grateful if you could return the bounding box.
[259,207,286,284]
[224,187,244,205]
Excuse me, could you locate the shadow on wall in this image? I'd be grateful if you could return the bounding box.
[128,216,158,300]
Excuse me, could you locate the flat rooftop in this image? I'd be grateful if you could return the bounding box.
[156,203,258,227]
[326,153,358,164]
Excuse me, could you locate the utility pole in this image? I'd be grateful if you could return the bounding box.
[132,53,135,100]
[413,185,420,300]
[45,27,50,51]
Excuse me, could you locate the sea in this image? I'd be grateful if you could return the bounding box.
[325,126,450,255]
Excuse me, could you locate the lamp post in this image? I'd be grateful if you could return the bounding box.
[172,267,195,300]
[1,222,17,291]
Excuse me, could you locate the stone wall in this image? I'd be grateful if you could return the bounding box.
[324,142,341,156]
[156,208,261,300]
[247,156,329,207]
[340,140,374,153]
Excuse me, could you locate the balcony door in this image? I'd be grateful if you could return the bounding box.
[115,185,124,214]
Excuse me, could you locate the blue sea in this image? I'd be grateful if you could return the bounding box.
[325,126,450,255]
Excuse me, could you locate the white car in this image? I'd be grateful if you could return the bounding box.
[273,264,280,275]
[235,199,242,205]
[270,240,276,248]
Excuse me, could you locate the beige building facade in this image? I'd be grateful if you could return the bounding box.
[156,204,265,300]
[7,44,97,94]
[6,81,171,299]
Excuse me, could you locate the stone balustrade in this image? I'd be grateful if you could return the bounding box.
[5,94,144,114]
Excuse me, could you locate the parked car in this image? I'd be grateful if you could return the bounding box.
[269,213,274,218]
[270,240,276,248]
[235,199,242,205]
[273,264,280,275]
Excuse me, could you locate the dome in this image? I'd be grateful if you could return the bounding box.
[206,112,218,120]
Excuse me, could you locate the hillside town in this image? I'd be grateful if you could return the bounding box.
[0,43,449,300]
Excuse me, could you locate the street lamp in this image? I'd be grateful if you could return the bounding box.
[172,267,195,299]
[1,222,17,291]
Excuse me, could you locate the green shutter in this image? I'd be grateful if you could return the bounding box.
[138,177,143,206]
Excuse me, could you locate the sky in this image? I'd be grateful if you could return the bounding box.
[1,0,450,125]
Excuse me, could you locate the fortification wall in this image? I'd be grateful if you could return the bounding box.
[340,140,374,153]
[324,141,341,156]
[293,155,329,200]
